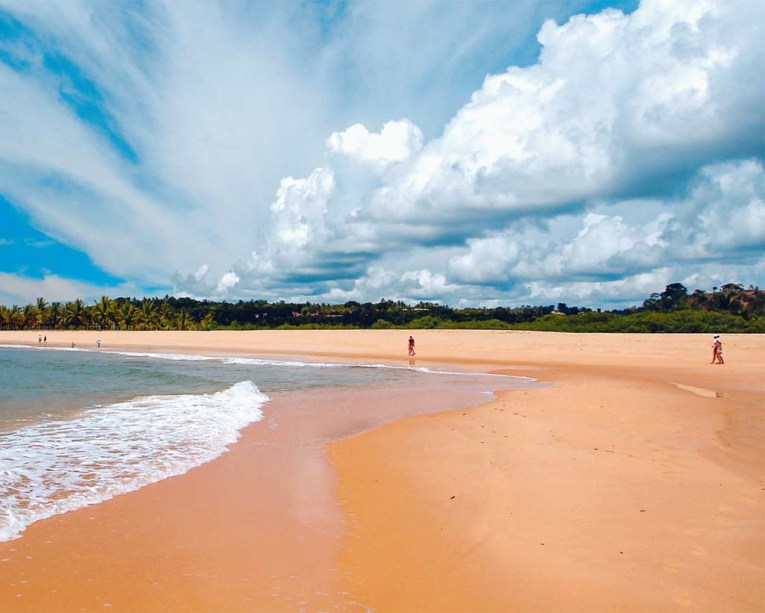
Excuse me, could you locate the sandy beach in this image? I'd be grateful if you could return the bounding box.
[0,329,763,612]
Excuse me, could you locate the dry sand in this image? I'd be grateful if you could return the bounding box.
[0,329,763,612]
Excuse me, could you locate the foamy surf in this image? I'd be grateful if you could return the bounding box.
[0,381,267,542]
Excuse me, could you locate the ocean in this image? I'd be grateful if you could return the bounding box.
[0,345,534,542]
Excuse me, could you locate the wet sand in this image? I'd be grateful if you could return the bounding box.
[0,330,763,611]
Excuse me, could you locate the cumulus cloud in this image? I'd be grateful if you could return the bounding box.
[360,0,763,224]
[327,121,423,165]
[446,159,764,302]
[215,271,240,294]
[241,0,764,306]
[243,119,426,287]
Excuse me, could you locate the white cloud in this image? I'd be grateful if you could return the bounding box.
[246,119,427,281]
[0,272,136,306]
[524,270,673,307]
[448,236,522,284]
[324,266,402,303]
[269,169,335,252]
[327,120,423,165]
[677,160,765,252]
[193,265,209,282]
[401,269,459,297]
[215,271,240,294]
[443,158,765,305]
[391,0,762,216]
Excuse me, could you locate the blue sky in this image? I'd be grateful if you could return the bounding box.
[0,0,763,308]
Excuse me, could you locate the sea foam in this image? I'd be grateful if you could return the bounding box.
[0,380,267,542]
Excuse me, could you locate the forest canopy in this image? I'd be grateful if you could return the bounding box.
[1,283,763,334]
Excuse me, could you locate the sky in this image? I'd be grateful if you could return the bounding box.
[0,0,763,309]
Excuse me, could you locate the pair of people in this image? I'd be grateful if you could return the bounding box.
[711,335,724,364]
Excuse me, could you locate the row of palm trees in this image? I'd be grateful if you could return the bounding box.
[0,297,213,331]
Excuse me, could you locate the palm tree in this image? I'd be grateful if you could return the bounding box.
[135,300,158,330]
[35,297,49,329]
[48,302,63,329]
[174,309,193,331]
[92,296,115,330]
[0,306,10,329]
[158,301,173,330]
[3,306,24,329]
[62,299,87,329]
[118,301,137,330]
[199,312,216,331]
[23,304,37,329]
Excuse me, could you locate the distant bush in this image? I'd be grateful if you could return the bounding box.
[519,309,764,333]
[409,315,444,329]
[371,319,394,329]
[446,319,513,330]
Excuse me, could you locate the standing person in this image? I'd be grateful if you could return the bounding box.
[711,335,723,364]
[408,335,415,356]
[711,335,724,364]
[96,338,101,349]
[38,334,42,344]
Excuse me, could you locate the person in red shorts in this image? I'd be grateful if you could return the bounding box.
[711,335,724,364]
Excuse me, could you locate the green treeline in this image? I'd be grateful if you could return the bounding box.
[1,282,763,333]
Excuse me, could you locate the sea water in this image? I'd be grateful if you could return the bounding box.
[0,345,532,542]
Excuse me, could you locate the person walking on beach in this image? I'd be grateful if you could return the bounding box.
[408,335,415,356]
[96,338,101,349]
[711,335,724,364]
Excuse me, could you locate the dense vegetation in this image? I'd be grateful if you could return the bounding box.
[1,283,762,333]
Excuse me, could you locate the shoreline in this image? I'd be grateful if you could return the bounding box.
[0,331,536,611]
[0,330,763,611]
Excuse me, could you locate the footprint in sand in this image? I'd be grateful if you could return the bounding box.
[663,562,685,574]
[672,590,695,607]
[714,511,734,526]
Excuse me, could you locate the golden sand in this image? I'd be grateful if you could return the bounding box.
[0,330,762,612]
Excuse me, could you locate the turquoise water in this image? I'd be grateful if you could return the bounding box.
[0,345,534,542]
[0,346,423,429]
